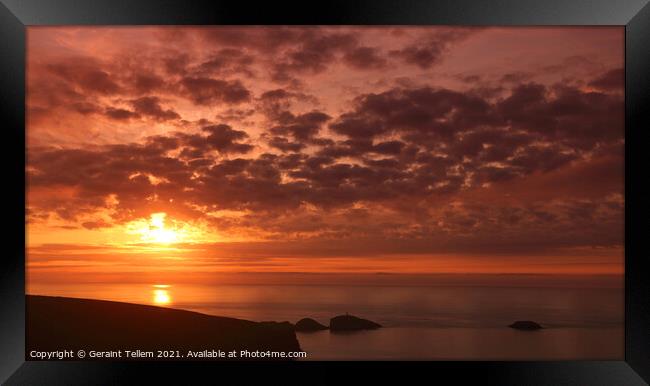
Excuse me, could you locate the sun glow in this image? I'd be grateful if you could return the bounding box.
[128,212,181,244]
[146,213,178,243]
[121,212,213,246]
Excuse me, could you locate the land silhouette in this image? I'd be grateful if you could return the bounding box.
[293,315,382,332]
[27,295,300,360]
[294,318,328,332]
[508,320,543,330]
[329,314,382,332]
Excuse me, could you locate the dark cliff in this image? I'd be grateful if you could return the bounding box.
[26,295,301,360]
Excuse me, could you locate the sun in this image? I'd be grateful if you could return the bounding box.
[136,212,180,244]
[124,212,210,245]
[146,213,178,243]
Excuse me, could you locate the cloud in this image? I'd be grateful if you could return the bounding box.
[269,111,331,141]
[179,77,251,105]
[267,136,306,153]
[196,48,255,77]
[25,26,624,258]
[498,82,623,149]
[173,125,254,158]
[98,98,182,123]
[201,124,254,154]
[130,96,181,121]
[105,107,140,121]
[389,28,478,69]
[330,87,497,139]
[589,68,624,91]
[81,219,112,230]
[271,31,358,81]
[47,57,122,95]
[342,46,387,70]
[257,88,318,119]
[28,79,623,240]
[129,73,166,94]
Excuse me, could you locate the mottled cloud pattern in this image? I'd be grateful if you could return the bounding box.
[26,26,624,267]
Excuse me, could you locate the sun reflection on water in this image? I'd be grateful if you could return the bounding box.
[152,284,172,305]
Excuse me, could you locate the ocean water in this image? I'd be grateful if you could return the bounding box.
[296,327,622,360]
[28,275,623,360]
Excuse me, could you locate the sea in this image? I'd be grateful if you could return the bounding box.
[28,273,623,360]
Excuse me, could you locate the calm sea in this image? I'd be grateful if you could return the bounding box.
[28,274,623,360]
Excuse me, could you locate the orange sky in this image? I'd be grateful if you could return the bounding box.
[26,26,624,281]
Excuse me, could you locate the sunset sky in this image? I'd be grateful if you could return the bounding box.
[26,26,624,284]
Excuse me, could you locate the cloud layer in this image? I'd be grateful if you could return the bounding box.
[26,26,624,263]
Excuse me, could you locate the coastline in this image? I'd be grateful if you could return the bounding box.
[26,295,301,361]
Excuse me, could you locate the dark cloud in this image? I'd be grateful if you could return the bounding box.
[201,124,254,154]
[129,73,166,94]
[104,96,181,121]
[320,81,624,196]
[390,28,477,69]
[270,111,331,141]
[257,88,318,121]
[47,58,122,95]
[162,52,191,75]
[330,87,497,139]
[342,46,387,70]
[372,140,405,155]
[272,31,358,81]
[105,107,140,121]
[130,96,181,121]
[196,48,255,77]
[70,102,101,115]
[179,77,251,105]
[498,82,624,148]
[509,145,578,174]
[589,68,624,91]
[215,108,255,122]
[174,124,254,157]
[267,136,306,153]
[500,72,532,84]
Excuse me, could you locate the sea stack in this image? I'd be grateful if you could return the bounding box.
[509,320,543,330]
[294,318,328,332]
[329,314,381,331]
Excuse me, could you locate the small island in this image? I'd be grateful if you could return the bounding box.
[294,318,328,332]
[329,314,382,331]
[509,320,543,330]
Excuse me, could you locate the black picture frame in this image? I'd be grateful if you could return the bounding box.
[1,0,648,384]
